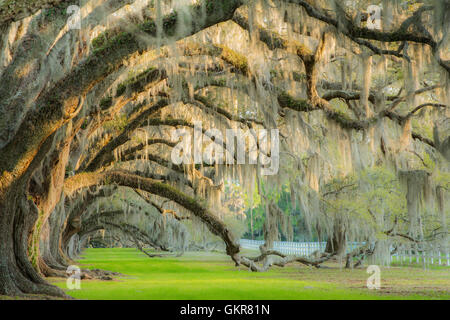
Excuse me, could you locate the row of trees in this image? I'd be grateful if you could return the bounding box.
[0,0,448,296]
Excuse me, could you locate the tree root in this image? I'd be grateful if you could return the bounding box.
[80,268,123,281]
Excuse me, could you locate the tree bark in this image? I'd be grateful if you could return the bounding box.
[325,225,347,257]
[0,181,66,297]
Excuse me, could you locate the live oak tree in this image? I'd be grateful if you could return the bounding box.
[0,0,448,297]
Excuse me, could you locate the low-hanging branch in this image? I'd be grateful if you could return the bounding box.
[79,215,168,252]
[62,186,117,249]
[134,189,190,222]
[64,169,241,260]
[239,249,337,272]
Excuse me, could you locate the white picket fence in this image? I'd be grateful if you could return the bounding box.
[391,247,450,266]
[239,239,450,266]
[240,239,361,256]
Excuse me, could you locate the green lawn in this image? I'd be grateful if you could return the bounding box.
[51,248,450,300]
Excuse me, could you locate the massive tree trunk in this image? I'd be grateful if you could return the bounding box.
[28,124,76,278]
[39,200,71,277]
[0,180,66,296]
[66,234,80,261]
[0,123,69,296]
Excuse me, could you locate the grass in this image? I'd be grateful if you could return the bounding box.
[48,248,450,300]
